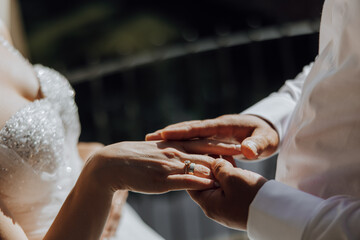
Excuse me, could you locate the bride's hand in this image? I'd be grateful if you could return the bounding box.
[84,141,218,194]
[46,140,234,240]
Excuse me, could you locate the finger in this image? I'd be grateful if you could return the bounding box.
[166,174,215,190]
[173,150,215,168]
[187,188,224,215]
[160,119,223,140]
[145,131,163,141]
[146,120,201,140]
[211,158,235,186]
[241,127,278,160]
[209,155,236,167]
[182,139,242,156]
[178,161,213,179]
[160,149,214,177]
[187,189,218,203]
[222,155,236,167]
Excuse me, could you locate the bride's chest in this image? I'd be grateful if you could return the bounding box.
[0,65,80,173]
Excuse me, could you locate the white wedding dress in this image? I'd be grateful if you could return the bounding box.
[0,37,163,240]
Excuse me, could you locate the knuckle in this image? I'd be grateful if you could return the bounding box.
[212,158,231,176]
[251,135,267,145]
[268,131,279,146]
[224,172,240,187]
[212,160,224,176]
[198,155,214,165]
[203,208,215,219]
[162,149,181,159]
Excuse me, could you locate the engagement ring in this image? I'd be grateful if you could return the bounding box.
[184,160,195,174]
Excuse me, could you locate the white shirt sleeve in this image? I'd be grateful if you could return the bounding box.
[242,63,313,140]
[247,180,360,240]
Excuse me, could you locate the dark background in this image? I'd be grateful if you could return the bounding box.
[19,0,324,144]
[19,1,324,239]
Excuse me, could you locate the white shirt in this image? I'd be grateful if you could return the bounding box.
[243,0,360,239]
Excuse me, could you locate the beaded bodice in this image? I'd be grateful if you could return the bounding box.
[0,65,80,174]
[0,37,83,239]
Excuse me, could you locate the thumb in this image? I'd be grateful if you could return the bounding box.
[211,158,234,186]
[241,128,278,160]
[241,137,262,160]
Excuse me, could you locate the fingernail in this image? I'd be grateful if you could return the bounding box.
[245,141,258,156]
[234,144,242,151]
[214,181,220,188]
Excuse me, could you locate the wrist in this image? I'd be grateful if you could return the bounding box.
[45,157,115,240]
[81,143,129,193]
[252,177,267,199]
[244,174,267,229]
[76,159,113,199]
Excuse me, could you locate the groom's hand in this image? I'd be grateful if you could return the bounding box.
[188,158,267,230]
[146,114,279,160]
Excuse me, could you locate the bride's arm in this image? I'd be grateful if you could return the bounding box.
[0,173,111,240]
[0,165,111,240]
[77,142,104,163]
[77,141,128,240]
[44,166,113,240]
[0,178,110,240]
[1,140,234,239]
[44,140,216,240]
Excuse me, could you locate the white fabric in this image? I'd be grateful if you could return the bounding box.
[244,0,360,239]
[112,204,165,240]
[243,63,312,140]
[248,181,323,240]
[0,63,163,239]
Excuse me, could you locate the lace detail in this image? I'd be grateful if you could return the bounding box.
[0,64,80,175]
[34,65,80,144]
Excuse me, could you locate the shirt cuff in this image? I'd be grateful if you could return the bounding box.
[247,180,323,240]
[242,94,296,140]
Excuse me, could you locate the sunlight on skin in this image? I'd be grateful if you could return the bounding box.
[0,206,28,239]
